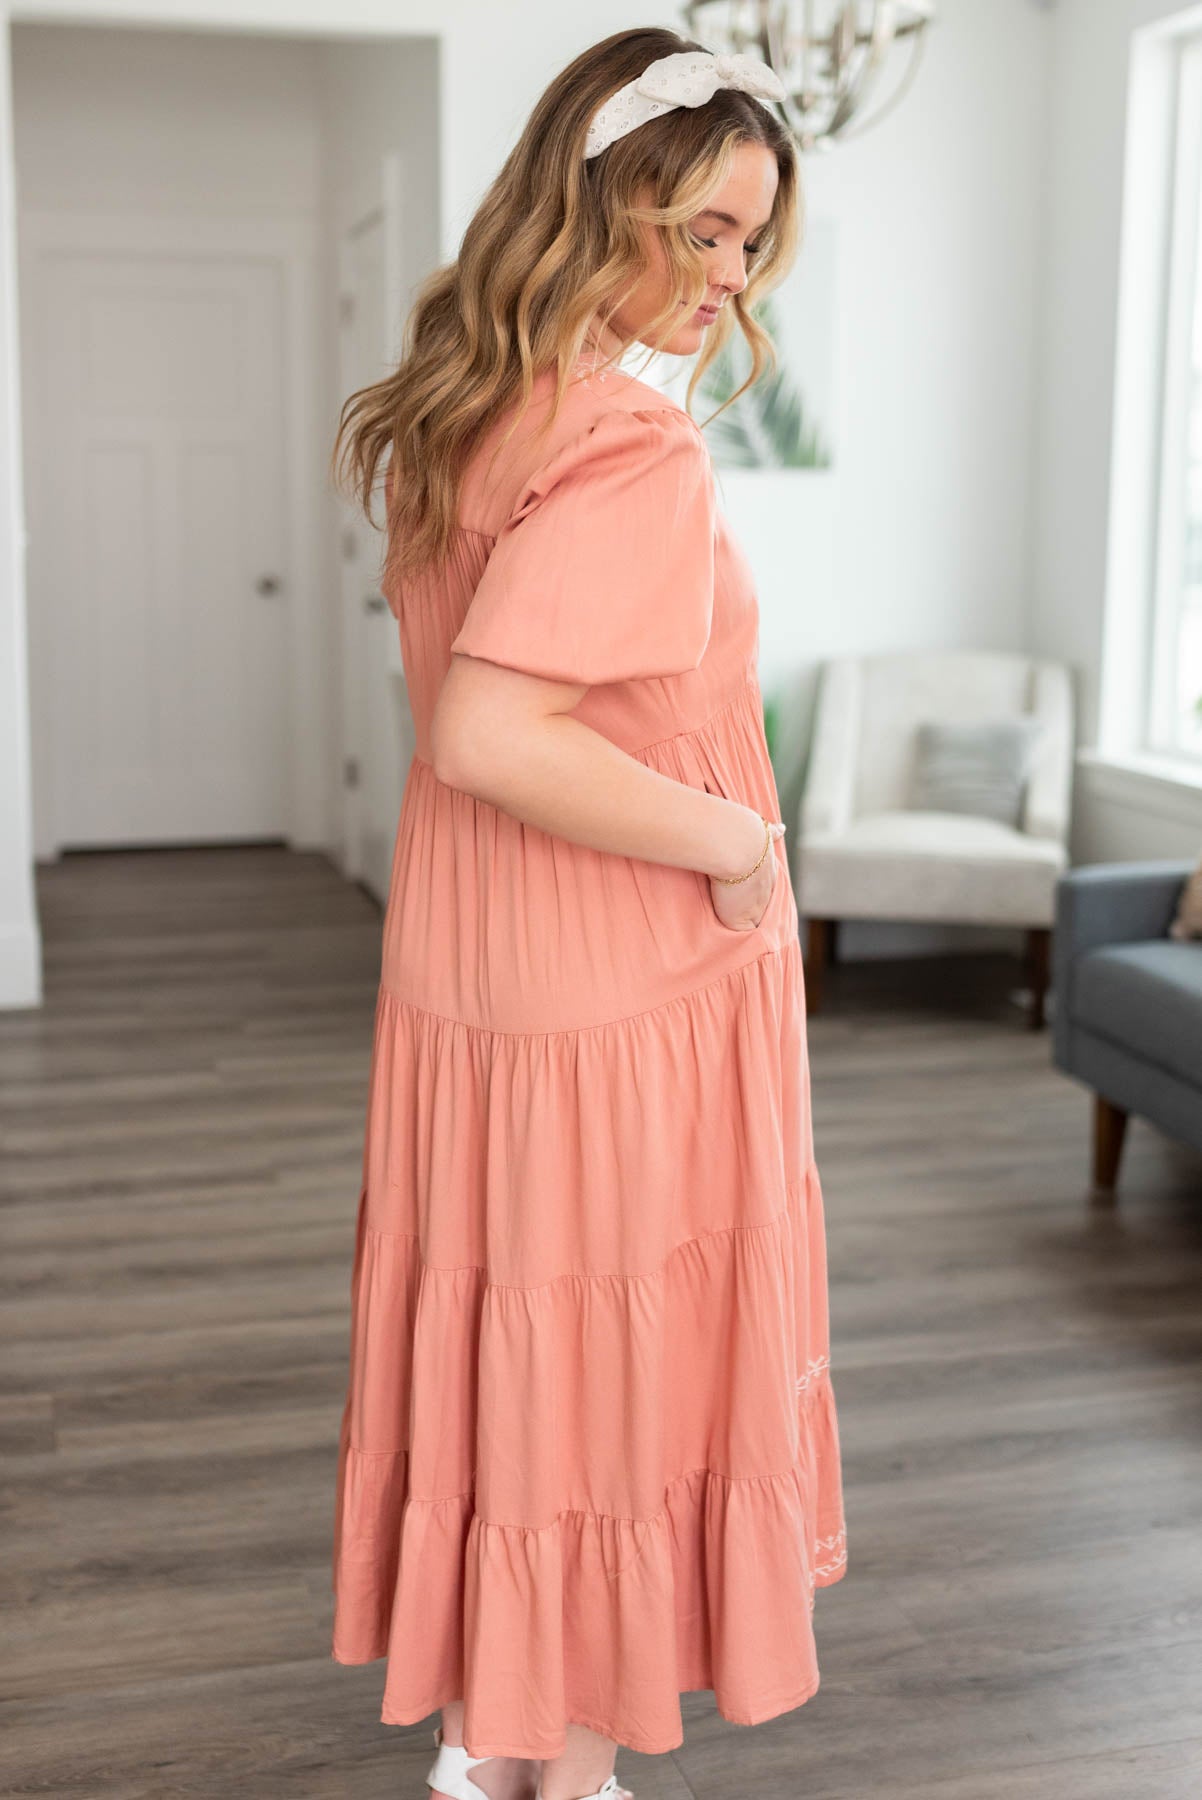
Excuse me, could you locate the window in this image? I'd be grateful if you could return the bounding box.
[1147,33,1202,765]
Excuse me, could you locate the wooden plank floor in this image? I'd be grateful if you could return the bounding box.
[2,845,1201,1799]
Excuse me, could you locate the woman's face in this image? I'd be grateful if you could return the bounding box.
[601,139,780,357]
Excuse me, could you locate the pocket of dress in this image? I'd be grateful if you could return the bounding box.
[695,866,770,938]
[750,840,796,948]
[696,779,784,941]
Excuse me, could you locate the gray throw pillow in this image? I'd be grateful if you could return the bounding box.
[906,717,1045,827]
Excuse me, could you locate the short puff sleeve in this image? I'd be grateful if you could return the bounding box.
[449,404,716,686]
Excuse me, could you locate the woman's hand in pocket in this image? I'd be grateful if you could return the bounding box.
[708,819,787,932]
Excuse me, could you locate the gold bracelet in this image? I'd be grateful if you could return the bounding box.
[712,815,772,885]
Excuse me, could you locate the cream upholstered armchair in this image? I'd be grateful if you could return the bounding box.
[795,650,1074,1028]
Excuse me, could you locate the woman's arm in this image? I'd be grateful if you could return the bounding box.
[431,652,769,886]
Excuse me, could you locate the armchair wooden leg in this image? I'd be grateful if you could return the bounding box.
[1092,1094,1128,1199]
[804,917,834,1013]
[1025,926,1051,1030]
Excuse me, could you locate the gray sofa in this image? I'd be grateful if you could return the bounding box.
[1052,859,1202,1194]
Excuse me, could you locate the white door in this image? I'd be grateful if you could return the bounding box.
[34,250,290,847]
[337,191,412,906]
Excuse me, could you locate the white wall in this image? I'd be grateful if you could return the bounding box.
[774,1,1052,677]
[0,0,1084,999]
[11,22,325,213]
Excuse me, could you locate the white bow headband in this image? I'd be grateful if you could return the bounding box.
[583,49,787,160]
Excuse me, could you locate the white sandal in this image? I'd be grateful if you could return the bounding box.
[425,1724,627,1800]
[534,1782,621,1800]
[425,1725,510,1800]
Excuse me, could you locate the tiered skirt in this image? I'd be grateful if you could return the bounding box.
[330,920,847,1757]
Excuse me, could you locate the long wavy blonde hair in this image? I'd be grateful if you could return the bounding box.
[330,25,802,582]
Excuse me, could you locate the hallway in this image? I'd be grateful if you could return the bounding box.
[3,846,1202,1797]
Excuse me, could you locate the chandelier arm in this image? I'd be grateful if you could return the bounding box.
[813,0,896,139]
[830,2,855,80]
[686,0,934,49]
[831,18,931,142]
[823,4,901,138]
[686,0,936,153]
[764,6,793,101]
[871,1,898,61]
[764,5,817,147]
[801,0,814,99]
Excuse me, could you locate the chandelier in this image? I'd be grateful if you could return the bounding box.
[681,1,938,151]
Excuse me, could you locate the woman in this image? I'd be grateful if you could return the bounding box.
[328,25,847,1800]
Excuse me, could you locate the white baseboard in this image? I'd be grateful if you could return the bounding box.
[0,916,42,1009]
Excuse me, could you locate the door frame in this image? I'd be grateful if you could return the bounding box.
[19,205,332,861]
[334,149,408,886]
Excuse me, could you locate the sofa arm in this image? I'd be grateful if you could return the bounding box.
[1051,860,1192,1071]
[1054,860,1193,959]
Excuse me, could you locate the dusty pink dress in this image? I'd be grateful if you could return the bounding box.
[330,361,847,1758]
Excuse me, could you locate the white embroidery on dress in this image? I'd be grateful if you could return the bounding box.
[793,1357,846,1585]
[813,1527,847,1581]
[795,1354,831,1393]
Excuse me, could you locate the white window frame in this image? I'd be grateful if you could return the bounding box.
[1089,3,1202,828]
[1145,33,1202,765]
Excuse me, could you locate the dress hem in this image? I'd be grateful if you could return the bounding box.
[329,1513,849,1755]
[326,1662,829,1756]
